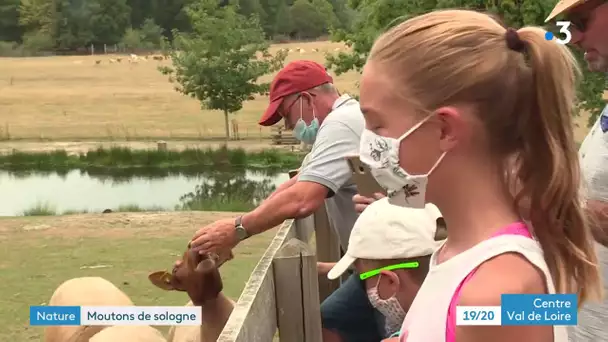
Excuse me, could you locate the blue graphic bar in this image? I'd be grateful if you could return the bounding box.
[30,306,81,326]
[501,294,577,326]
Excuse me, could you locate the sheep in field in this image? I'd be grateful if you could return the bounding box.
[44,248,234,342]
[90,326,166,342]
[43,277,134,342]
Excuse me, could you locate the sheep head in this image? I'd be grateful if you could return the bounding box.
[148,249,233,305]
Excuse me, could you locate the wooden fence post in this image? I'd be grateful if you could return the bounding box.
[273,238,322,342]
[217,220,298,342]
[313,205,341,302]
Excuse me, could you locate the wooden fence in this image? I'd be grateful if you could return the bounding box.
[217,182,343,341]
[271,126,300,145]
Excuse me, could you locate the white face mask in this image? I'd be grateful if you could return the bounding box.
[367,275,406,336]
[359,115,446,208]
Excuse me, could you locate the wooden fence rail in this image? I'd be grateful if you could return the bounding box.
[217,198,341,341]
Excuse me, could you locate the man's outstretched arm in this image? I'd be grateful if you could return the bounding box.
[242,122,357,236]
[242,180,328,234]
[190,121,357,253]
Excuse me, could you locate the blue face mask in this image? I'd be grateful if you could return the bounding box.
[292,97,319,144]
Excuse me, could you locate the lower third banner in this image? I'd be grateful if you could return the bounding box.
[501,294,577,326]
[30,306,202,326]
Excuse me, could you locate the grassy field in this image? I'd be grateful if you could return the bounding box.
[0,211,275,341]
[0,41,358,142]
[0,38,596,144]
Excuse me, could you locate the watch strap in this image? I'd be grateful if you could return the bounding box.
[235,216,249,240]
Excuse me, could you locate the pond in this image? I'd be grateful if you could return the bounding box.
[0,169,290,216]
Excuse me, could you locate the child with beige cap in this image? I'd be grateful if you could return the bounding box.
[325,197,444,341]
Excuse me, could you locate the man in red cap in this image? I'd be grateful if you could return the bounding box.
[190,60,386,342]
[546,1,608,341]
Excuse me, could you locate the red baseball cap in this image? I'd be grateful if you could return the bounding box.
[258,60,333,126]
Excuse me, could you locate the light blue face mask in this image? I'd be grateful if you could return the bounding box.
[292,97,319,144]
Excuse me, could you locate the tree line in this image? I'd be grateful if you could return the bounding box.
[0,0,354,55]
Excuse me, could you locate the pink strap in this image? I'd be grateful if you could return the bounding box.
[445,222,532,342]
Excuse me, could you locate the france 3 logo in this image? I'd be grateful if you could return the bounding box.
[545,21,573,45]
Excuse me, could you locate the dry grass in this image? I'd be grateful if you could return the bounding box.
[0,38,596,144]
[0,41,358,141]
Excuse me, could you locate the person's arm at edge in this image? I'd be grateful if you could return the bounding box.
[455,253,551,342]
[241,121,358,236]
[586,199,608,246]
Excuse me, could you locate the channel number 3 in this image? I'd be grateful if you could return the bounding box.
[555,21,572,45]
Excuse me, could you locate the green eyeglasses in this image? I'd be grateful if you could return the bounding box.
[359,261,420,280]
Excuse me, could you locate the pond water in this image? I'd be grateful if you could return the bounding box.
[0,170,290,216]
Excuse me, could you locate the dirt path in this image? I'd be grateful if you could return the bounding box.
[0,139,308,154]
[0,211,243,237]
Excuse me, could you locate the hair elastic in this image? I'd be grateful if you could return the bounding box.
[505,28,525,52]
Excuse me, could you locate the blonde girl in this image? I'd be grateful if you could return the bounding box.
[357,9,602,342]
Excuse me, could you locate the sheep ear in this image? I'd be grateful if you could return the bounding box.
[216,250,234,267]
[148,271,175,291]
[196,258,216,273]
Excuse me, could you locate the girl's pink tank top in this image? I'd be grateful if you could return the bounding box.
[444,222,532,342]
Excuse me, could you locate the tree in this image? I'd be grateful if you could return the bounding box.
[139,18,163,47]
[328,0,353,29]
[18,0,57,37]
[151,0,195,39]
[54,0,97,49]
[0,0,24,42]
[312,0,339,32]
[290,0,328,39]
[159,0,287,139]
[274,1,292,36]
[326,0,607,124]
[259,0,283,37]
[90,0,131,45]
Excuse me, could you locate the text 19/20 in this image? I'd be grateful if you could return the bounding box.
[455,306,501,326]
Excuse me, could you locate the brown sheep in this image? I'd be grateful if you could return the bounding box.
[43,249,234,342]
[148,249,235,342]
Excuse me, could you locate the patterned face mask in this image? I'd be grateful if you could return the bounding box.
[359,114,446,208]
[366,274,407,336]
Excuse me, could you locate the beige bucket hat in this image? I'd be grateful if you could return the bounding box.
[546,0,588,22]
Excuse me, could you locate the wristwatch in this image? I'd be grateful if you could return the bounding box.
[235,216,250,241]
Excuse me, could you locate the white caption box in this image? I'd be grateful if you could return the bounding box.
[81,306,202,326]
[456,306,501,326]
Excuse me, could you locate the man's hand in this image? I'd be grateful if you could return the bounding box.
[353,192,386,213]
[190,218,239,255]
[317,262,336,276]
